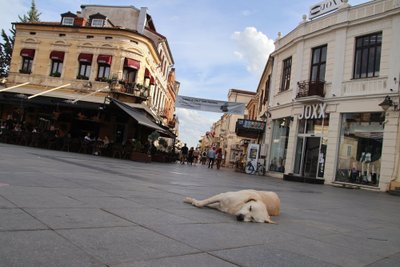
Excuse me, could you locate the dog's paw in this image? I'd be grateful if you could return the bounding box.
[183,197,194,204]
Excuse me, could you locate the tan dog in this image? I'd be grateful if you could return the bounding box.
[184,190,280,223]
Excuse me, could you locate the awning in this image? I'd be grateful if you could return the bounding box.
[97,54,112,65]
[124,58,140,69]
[20,49,35,58]
[50,51,65,61]
[111,98,165,132]
[78,53,93,63]
[144,68,151,78]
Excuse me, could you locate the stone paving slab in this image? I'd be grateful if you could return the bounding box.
[25,208,136,229]
[56,226,200,265]
[115,253,237,267]
[0,230,104,267]
[0,208,47,231]
[0,144,399,267]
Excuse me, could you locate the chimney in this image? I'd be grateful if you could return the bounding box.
[74,17,87,27]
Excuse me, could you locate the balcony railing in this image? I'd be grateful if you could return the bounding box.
[296,80,325,99]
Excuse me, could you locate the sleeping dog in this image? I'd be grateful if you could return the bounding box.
[184,189,280,223]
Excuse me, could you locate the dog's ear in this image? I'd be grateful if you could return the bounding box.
[245,198,257,203]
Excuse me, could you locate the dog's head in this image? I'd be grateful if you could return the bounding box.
[235,199,275,223]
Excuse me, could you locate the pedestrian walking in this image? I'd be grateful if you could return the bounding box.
[180,143,188,164]
[207,146,216,168]
[187,147,194,165]
[215,147,223,169]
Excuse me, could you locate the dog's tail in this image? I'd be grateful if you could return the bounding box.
[265,218,278,224]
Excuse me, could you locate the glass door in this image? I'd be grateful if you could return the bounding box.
[303,137,320,177]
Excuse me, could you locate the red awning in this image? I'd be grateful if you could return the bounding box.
[20,49,35,58]
[150,76,155,85]
[50,51,65,61]
[97,54,112,65]
[144,68,151,78]
[78,53,93,63]
[124,58,140,69]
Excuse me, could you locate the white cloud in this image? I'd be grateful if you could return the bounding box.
[175,108,219,148]
[232,27,275,75]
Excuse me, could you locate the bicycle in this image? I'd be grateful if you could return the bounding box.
[244,161,266,175]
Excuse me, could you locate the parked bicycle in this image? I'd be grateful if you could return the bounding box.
[244,161,266,175]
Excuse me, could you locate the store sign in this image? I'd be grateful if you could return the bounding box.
[309,0,345,19]
[299,103,327,120]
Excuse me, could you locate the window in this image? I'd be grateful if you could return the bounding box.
[97,64,110,80]
[353,32,382,79]
[50,60,63,77]
[280,57,292,91]
[310,45,327,82]
[20,49,35,74]
[78,63,91,79]
[264,74,271,104]
[91,19,104,27]
[269,118,290,173]
[21,58,33,74]
[62,17,74,26]
[49,51,64,77]
[335,112,384,186]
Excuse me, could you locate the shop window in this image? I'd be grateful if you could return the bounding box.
[269,118,290,172]
[280,57,292,92]
[353,32,382,79]
[335,112,384,186]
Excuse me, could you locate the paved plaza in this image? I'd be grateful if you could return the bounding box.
[0,143,399,267]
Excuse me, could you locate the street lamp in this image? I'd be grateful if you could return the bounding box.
[379,95,398,112]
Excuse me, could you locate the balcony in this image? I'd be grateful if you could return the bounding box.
[296,80,325,101]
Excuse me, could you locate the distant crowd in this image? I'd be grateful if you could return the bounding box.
[179,144,223,169]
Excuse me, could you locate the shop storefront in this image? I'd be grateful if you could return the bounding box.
[335,112,384,187]
[269,117,290,173]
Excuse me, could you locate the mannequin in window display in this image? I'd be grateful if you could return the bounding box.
[360,151,372,183]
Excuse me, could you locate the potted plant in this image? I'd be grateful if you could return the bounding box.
[130,139,151,163]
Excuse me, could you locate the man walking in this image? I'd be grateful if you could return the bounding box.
[207,146,216,168]
[180,143,189,164]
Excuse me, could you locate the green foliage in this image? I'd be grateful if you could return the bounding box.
[18,0,41,22]
[158,138,168,148]
[132,140,144,152]
[148,131,160,143]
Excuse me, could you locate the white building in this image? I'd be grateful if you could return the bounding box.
[263,0,400,191]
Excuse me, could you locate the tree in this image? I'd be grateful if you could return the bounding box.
[0,0,41,76]
[18,0,41,23]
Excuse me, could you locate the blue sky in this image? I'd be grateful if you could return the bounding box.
[0,0,368,147]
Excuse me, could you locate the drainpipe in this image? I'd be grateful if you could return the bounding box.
[389,78,400,191]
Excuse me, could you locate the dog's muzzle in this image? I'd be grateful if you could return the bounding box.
[236,214,245,221]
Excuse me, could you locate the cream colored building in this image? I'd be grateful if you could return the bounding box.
[1,5,177,147]
[209,89,256,167]
[261,0,400,191]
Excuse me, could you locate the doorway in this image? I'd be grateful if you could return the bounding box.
[294,136,326,178]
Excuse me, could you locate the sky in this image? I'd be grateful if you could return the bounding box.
[0,0,368,148]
